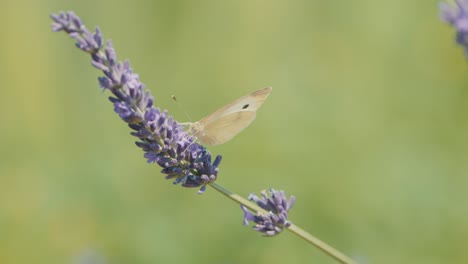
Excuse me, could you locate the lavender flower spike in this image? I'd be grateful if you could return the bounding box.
[51,11,222,193]
[241,188,295,236]
[440,0,468,54]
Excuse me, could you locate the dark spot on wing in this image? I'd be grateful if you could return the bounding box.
[242,104,249,109]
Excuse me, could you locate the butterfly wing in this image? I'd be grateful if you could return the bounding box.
[194,111,257,145]
[192,87,272,146]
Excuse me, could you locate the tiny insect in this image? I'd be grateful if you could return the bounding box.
[186,87,272,146]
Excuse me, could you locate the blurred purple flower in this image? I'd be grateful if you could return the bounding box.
[51,11,221,193]
[242,189,295,236]
[440,0,468,54]
[74,249,106,264]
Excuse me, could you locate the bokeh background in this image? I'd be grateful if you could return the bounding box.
[1,1,467,263]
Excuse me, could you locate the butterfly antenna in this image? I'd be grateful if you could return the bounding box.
[171,94,192,123]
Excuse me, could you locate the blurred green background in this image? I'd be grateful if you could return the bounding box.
[1,0,467,263]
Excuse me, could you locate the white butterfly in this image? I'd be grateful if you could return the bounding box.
[186,87,272,146]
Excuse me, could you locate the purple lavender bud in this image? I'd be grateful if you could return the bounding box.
[241,189,295,236]
[51,11,221,193]
[113,101,143,124]
[51,12,80,33]
[91,60,109,72]
[94,27,103,49]
[440,0,468,54]
[98,76,112,89]
[105,41,117,66]
[51,12,102,54]
[69,12,83,30]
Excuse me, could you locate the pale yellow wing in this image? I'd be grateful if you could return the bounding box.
[198,87,272,126]
[190,87,272,146]
[194,111,256,146]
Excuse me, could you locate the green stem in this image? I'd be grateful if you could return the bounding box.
[287,224,357,264]
[209,182,269,214]
[208,182,357,264]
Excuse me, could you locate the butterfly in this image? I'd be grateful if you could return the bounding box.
[186,87,272,146]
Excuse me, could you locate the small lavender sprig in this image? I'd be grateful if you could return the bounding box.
[440,0,468,55]
[51,11,357,264]
[51,11,221,194]
[241,188,295,236]
[209,183,357,264]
